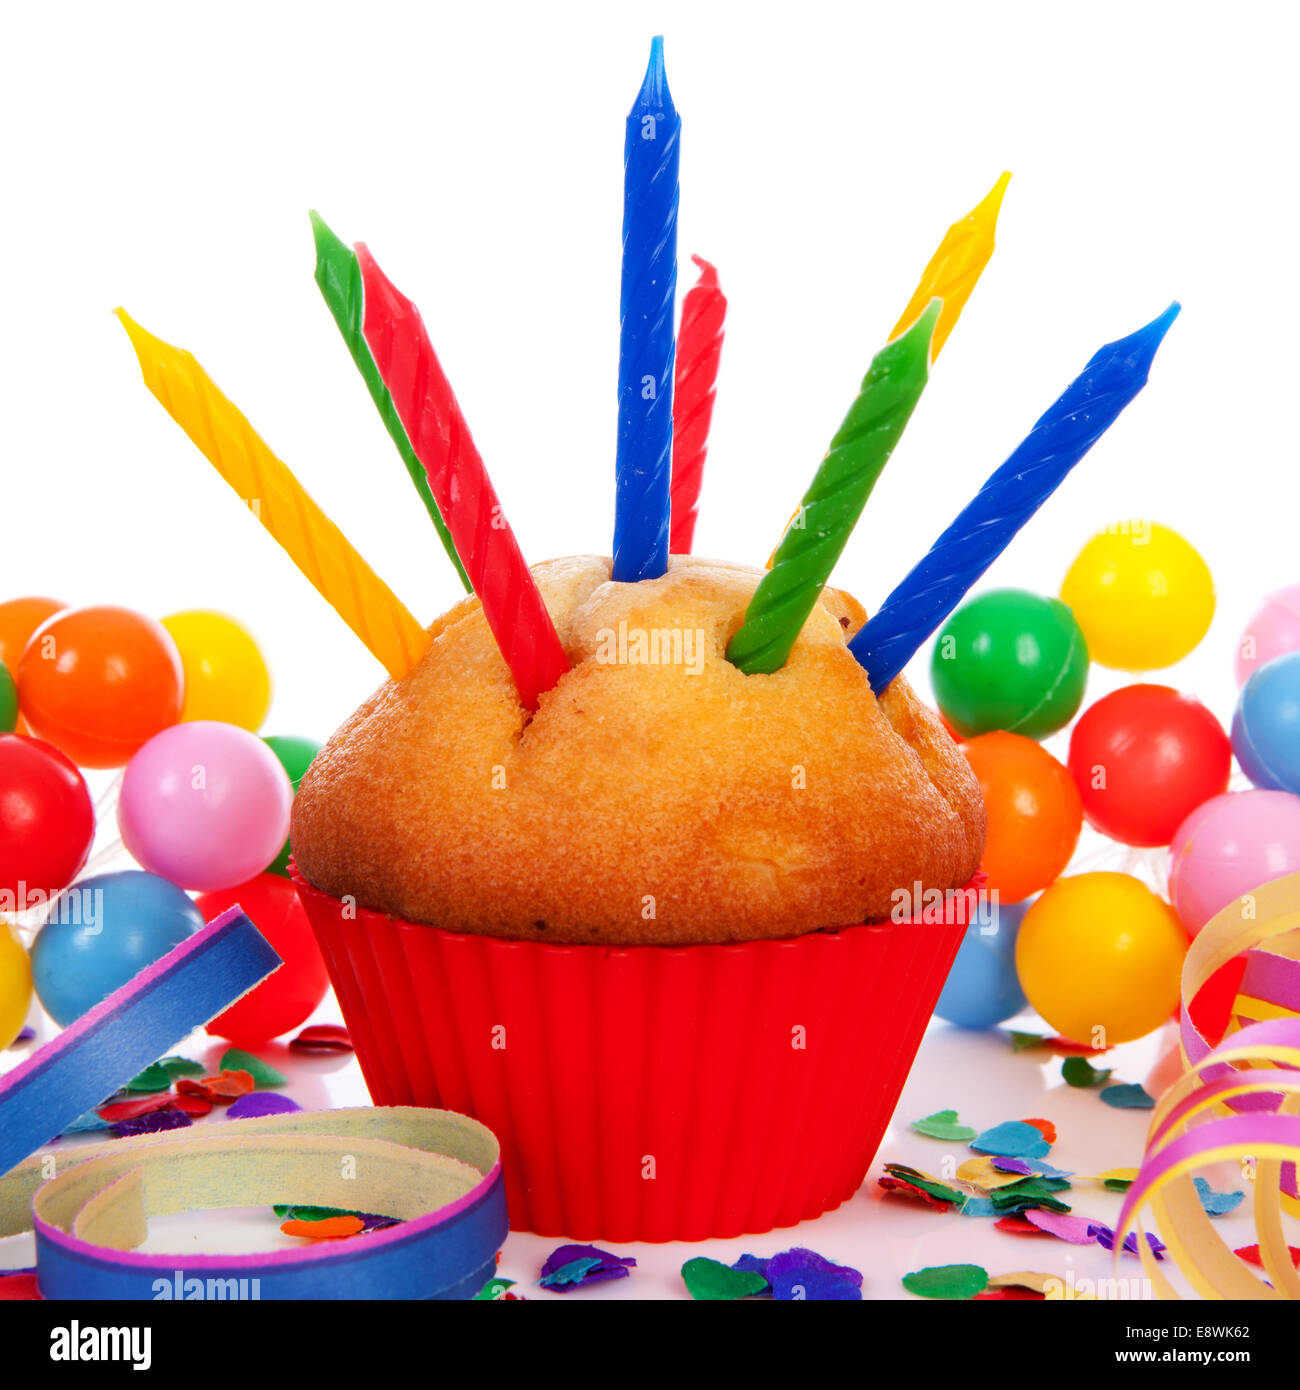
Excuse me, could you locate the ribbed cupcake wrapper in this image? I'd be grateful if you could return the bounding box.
[294,869,981,1242]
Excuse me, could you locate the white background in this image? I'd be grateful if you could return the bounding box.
[3,0,1295,745]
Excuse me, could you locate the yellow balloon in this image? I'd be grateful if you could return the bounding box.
[161,610,272,732]
[1060,522,1214,670]
[1015,872,1188,1046]
[0,921,32,1051]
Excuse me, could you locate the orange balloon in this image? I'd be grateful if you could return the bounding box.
[963,731,1082,904]
[17,606,185,768]
[0,597,67,679]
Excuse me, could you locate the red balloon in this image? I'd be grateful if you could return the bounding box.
[197,874,329,1043]
[0,733,95,899]
[1068,685,1231,847]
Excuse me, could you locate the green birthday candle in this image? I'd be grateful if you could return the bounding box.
[726,299,940,675]
[309,211,471,592]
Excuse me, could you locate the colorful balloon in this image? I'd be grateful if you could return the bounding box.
[1015,872,1188,1045]
[1236,584,1300,687]
[930,588,1089,740]
[934,898,1029,1028]
[161,609,272,732]
[262,735,322,878]
[17,605,184,768]
[0,734,95,899]
[118,721,293,892]
[962,732,1082,903]
[0,597,67,678]
[30,870,204,1026]
[1232,652,1300,796]
[1169,790,1300,935]
[1067,684,1231,847]
[1060,522,1214,670]
[198,874,329,1042]
[0,920,32,1050]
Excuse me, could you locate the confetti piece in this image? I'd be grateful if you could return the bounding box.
[991,1155,1074,1180]
[1092,1225,1166,1260]
[219,1047,288,1089]
[1193,1176,1244,1217]
[1044,1035,1110,1056]
[957,1156,1027,1192]
[1099,1082,1155,1109]
[1024,1209,1101,1244]
[281,1215,365,1239]
[539,1244,635,1290]
[1103,1177,1134,1193]
[59,1110,113,1136]
[975,1285,1045,1300]
[910,1109,977,1142]
[970,1122,1050,1159]
[157,1055,206,1078]
[994,1215,1053,1236]
[731,1254,770,1281]
[766,1248,862,1301]
[289,1023,353,1053]
[878,1175,955,1209]
[474,1277,519,1300]
[1234,1245,1300,1268]
[1007,1030,1047,1051]
[168,1093,213,1118]
[14,1026,36,1044]
[682,1257,768,1301]
[1090,1167,1139,1186]
[0,1271,41,1300]
[124,1062,172,1093]
[988,1178,1072,1215]
[902,1264,988,1300]
[226,1092,302,1119]
[987,1270,1060,1293]
[1062,1057,1113,1087]
[960,1197,998,1218]
[881,1165,964,1205]
[1022,1118,1057,1143]
[97,1094,178,1123]
[111,1109,193,1138]
[177,1069,256,1103]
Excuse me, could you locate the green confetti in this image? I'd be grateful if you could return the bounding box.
[989,1175,1073,1214]
[157,1055,206,1079]
[910,1109,977,1142]
[273,1204,357,1222]
[681,1257,768,1301]
[473,1278,517,1300]
[220,1048,287,1089]
[125,1063,172,1093]
[902,1264,989,1300]
[1103,1177,1134,1193]
[1062,1056,1113,1088]
[1007,1031,1048,1052]
[884,1164,965,1206]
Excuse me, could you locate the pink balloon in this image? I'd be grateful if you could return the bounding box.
[118,721,293,891]
[1168,789,1300,935]
[1236,584,1300,687]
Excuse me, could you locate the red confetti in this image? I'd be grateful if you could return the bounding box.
[1022,1118,1057,1144]
[975,1286,1046,1300]
[290,1023,353,1053]
[169,1093,213,1118]
[177,1069,255,1103]
[0,1271,41,1300]
[878,1176,951,1210]
[281,1215,364,1240]
[1044,1036,1110,1056]
[97,1094,175,1123]
[994,1216,1053,1236]
[1234,1244,1300,1268]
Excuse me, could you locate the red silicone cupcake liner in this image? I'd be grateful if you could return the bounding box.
[294,867,984,1242]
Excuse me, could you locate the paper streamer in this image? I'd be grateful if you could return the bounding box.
[0,908,280,1178]
[1116,871,1300,1299]
[0,1107,506,1300]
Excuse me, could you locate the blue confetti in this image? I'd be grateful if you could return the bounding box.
[1099,1083,1157,1110]
[960,1197,998,1218]
[731,1254,771,1287]
[1194,1177,1244,1217]
[766,1248,862,1301]
[59,1110,112,1136]
[970,1121,1051,1160]
[991,1155,1074,1179]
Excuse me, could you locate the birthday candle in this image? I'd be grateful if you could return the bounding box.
[890,171,1011,359]
[309,211,471,593]
[727,301,941,676]
[115,310,430,680]
[613,36,680,583]
[670,255,726,555]
[849,303,1181,692]
[355,245,570,711]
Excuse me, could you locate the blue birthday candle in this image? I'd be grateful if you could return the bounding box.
[849,303,1181,691]
[612,36,680,583]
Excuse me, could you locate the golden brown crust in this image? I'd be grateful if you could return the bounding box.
[292,556,986,945]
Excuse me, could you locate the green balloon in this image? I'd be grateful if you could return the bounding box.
[931,589,1089,740]
[0,664,16,733]
[262,735,323,878]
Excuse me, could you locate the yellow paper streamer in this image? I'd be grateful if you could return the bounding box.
[117,309,430,680]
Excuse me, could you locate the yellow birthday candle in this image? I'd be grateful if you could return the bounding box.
[116,310,430,680]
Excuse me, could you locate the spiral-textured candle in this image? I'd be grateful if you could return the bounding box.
[356,246,569,711]
[613,36,680,583]
[309,211,470,592]
[727,301,940,676]
[670,254,726,554]
[115,309,430,681]
[849,303,1181,692]
[890,171,1011,359]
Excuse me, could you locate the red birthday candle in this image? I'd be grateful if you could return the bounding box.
[356,245,569,710]
[669,255,726,554]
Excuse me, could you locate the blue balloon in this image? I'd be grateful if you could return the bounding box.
[934,898,1030,1028]
[31,870,204,1026]
[1233,652,1300,796]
